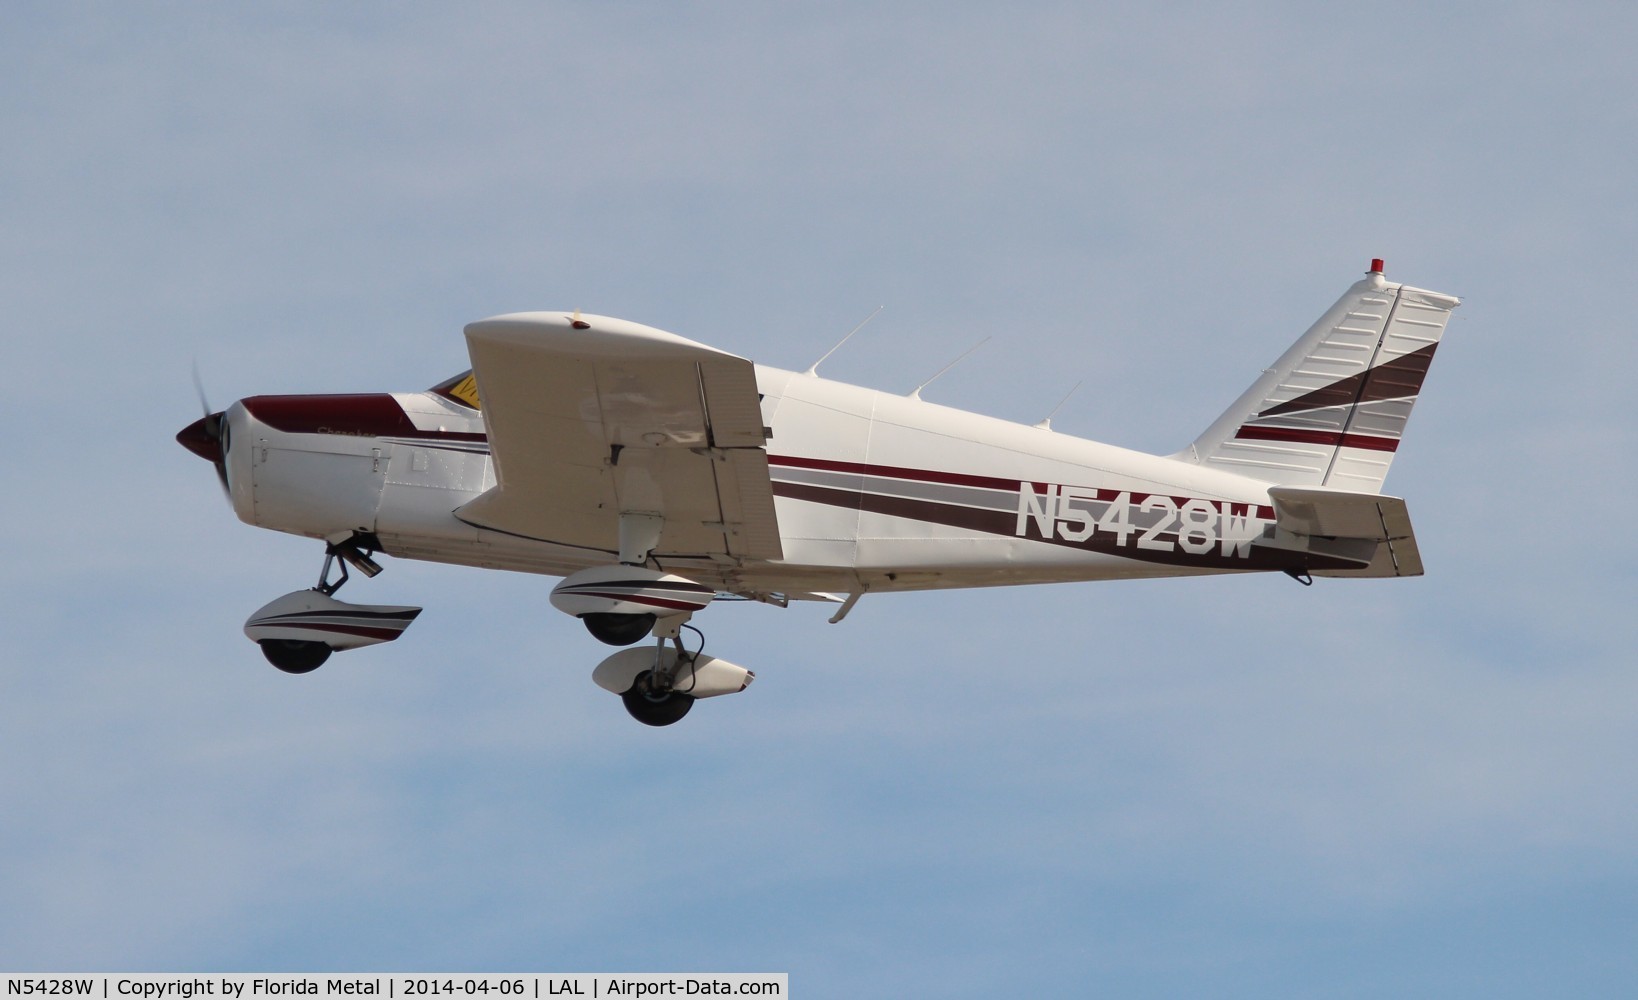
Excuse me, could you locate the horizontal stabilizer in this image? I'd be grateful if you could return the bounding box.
[1269,486,1423,578]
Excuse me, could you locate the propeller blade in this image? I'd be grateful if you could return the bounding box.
[191,360,212,419]
[181,364,232,501]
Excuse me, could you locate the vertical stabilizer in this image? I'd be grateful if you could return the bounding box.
[1175,261,1460,491]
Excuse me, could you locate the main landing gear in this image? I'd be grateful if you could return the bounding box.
[243,537,422,674]
[589,617,756,727]
[554,565,756,727]
[621,622,706,727]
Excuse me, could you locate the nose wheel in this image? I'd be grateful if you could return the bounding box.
[258,638,332,673]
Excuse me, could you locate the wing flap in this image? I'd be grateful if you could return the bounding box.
[718,447,783,558]
[455,312,782,561]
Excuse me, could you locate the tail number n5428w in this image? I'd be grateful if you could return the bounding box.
[1015,485,1272,557]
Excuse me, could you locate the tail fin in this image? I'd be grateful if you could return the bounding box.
[1175,260,1461,491]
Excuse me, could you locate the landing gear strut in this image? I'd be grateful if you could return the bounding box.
[314,537,383,596]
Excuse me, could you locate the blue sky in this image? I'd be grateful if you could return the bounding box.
[3,3,1635,995]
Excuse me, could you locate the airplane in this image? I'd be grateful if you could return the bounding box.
[177,259,1460,726]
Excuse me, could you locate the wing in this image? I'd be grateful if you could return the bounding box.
[454,312,782,562]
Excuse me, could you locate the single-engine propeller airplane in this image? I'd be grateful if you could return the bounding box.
[178,260,1459,725]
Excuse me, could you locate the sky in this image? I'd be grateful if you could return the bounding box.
[3,2,1636,995]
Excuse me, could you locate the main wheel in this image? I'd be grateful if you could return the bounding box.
[621,670,694,727]
[582,612,657,646]
[259,638,332,674]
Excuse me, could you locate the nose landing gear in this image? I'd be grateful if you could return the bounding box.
[243,536,422,674]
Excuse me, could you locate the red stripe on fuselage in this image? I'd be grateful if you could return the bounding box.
[768,454,1023,492]
[769,454,1274,517]
[242,394,487,444]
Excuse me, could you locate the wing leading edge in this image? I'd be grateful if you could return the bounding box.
[455,312,782,562]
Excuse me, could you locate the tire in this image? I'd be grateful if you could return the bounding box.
[259,639,332,674]
[620,670,694,726]
[582,612,657,646]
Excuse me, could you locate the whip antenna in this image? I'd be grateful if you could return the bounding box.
[908,337,990,400]
[1034,381,1083,430]
[804,305,884,377]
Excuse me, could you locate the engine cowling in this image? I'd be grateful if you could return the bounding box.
[549,565,715,618]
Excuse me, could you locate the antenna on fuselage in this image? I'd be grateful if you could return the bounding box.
[1034,380,1083,431]
[804,305,884,377]
[908,337,990,401]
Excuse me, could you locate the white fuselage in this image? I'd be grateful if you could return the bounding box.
[216,364,1295,601]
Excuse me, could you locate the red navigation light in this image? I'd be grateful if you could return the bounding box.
[1370,258,1385,274]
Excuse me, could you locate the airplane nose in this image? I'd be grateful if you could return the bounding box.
[177,413,225,462]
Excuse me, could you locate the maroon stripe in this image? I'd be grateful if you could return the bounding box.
[774,459,1271,517]
[269,622,408,641]
[769,454,1022,493]
[1233,425,1401,452]
[771,481,1360,572]
[244,394,417,437]
[570,590,710,611]
[773,480,1014,534]
[243,394,488,446]
[255,609,422,623]
[1357,342,1438,403]
[1258,342,1439,419]
[559,579,715,595]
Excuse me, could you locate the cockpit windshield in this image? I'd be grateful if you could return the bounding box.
[429,370,481,409]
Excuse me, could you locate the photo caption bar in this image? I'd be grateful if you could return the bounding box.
[2,976,786,1000]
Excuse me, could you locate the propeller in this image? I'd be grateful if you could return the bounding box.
[177,364,231,499]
